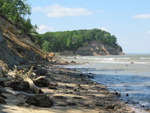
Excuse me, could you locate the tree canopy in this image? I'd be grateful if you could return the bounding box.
[0,1,122,53]
[0,0,37,35]
[32,29,122,52]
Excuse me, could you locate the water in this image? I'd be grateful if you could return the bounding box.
[62,54,150,111]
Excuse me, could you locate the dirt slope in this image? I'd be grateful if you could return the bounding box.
[0,15,46,68]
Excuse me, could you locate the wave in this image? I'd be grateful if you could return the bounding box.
[140,57,150,60]
[93,61,150,64]
[116,58,130,60]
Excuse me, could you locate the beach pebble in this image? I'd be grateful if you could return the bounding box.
[126,93,129,96]
[115,92,121,97]
[105,104,115,109]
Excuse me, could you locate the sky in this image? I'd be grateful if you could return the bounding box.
[28,0,150,54]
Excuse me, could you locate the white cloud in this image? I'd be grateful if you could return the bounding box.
[33,4,94,18]
[133,14,150,19]
[147,30,150,34]
[100,27,108,31]
[37,25,55,34]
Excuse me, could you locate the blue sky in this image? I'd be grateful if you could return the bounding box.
[28,0,150,53]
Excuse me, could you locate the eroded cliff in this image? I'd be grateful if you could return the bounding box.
[60,40,124,56]
[0,15,46,68]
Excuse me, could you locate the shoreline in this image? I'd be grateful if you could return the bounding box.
[60,55,150,113]
[61,65,150,113]
[0,60,147,113]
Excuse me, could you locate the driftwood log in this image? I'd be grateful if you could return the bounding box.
[0,65,44,94]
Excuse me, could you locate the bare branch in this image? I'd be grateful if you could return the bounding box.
[33,76,46,81]
[26,65,34,77]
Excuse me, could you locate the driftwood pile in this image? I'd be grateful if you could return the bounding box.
[0,64,53,107]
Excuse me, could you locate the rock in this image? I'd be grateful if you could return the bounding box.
[5,80,29,91]
[34,78,49,87]
[53,96,67,100]
[72,97,83,100]
[73,88,80,92]
[126,93,129,96]
[141,105,145,107]
[70,61,76,64]
[87,75,94,79]
[76,84,81,87]
[26,95,53,107]
[48,82,58,90]
[95,102,103,106]
[17,102,30,107]
[67,102,76,106]
[64,92,73,94]
[0,81,4,87]
[83,104,90,107]
[115,92,121,97]
[36,68,48,76]
[105,104,115,109]
[47,52,55,60]
[56,102,67,106]
[65,85,74,89]
[0,97,6,104]
[0,93,7,99]
[130,62,134,64]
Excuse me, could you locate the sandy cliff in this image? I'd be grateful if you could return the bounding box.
[60,40,124,56]
[0,15,46,68]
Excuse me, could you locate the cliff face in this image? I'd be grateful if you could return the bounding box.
[0,15,46,68]
[60,40,123,56]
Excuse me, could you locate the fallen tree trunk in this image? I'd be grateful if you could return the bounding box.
[1,65,44,94]
[24,77,42,94]
[14,65,43,94]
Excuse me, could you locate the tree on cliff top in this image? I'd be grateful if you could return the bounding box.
[33,29,122,52]
[0,0,37,35]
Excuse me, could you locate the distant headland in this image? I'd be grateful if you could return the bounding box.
[32,29,124,56]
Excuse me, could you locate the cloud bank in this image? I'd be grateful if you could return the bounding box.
[133,14,150,19]
[147,30,150,34]
[37,25,55,33]
[33,4,94,17]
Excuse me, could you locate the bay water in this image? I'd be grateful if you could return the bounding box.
[62,54,150,111]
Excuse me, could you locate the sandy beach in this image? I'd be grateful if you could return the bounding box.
[0,61,136,113]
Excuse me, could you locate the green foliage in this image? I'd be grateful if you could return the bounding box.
[33,29,122,52]
[42,40,50,52]
[0,0,37,35]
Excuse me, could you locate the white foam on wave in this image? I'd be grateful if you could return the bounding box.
[116,58,130,60]
[94,61,150,64]
[134,62,150,64]
[140,57,150,59]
